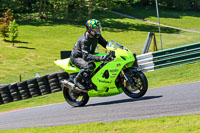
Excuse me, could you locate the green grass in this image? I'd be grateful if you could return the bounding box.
[146,62,200,89]
[114,6,200,31]
[0,10,199,84]
[1,114,200,133]
[0,9,200,112]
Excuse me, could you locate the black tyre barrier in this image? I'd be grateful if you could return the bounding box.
[17,81,31,99]
[48,73,61,93]
[27,78,37,84]
[38,81,48,86]
[48,73,58,79]
[50,85,61,93]
[39,85,51,95]
[9,83,22,101]
[0,72,66,105]
[0,91,4,105]
[9,83,18,93]
[17,81,26,87]
[49,82,60,87]
[57,71,69,88]
[11,92,22,101]
[57,71,69,81]
[27,78,41,97]
[37,75,48,82]
[0,85,13,103]
[49,78,58,83]
[37,75,51,95]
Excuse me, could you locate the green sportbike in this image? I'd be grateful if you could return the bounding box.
[54,40,148,107]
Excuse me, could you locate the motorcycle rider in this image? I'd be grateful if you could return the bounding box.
[70,19,110,90]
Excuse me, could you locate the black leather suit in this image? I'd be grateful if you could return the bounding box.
[70,32,108,76]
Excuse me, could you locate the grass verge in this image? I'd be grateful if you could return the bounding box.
[1,114,200,133]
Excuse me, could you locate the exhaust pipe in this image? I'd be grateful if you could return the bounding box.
[61,80,76,90]
[61,80,87,93]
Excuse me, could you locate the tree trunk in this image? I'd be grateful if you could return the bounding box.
[64,3,69,21]
[77,0,84,22]
[44,0,48,21]
[87,0,95,20]
[39,0,43,19]
[52,0,58,20]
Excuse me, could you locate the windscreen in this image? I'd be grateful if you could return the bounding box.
[107,40,126,50]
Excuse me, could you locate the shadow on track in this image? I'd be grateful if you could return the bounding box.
[85,95,163,107]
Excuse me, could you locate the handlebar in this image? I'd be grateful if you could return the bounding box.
[104,51,115,63]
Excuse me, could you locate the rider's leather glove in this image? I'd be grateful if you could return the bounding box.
[99,52,112,61]
[99,55,108,61]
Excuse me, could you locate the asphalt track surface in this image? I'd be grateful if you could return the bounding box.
[0,81,200,130]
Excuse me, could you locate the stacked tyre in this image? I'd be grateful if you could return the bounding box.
[57,72,69,90]
[37,75,51,95]
[0,85,13,103]
[57,71,69,83]
[0,89,4,105]
[27,78,41,97]
[9,83,22,101]
[17,81,31,99]
[48,73,61,93]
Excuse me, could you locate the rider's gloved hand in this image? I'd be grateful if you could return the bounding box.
[99,52,112,61]
[99,55,108,61]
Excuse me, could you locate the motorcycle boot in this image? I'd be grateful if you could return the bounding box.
[74,70,86,90]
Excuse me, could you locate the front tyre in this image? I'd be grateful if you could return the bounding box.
[63,86,89,107]
[122,70,148,98]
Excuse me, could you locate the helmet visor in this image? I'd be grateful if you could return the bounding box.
[93,27,101,34]
[92,24,102,35]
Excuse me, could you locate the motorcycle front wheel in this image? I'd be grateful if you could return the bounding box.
[122,70,148,98]
[63,86,89,107]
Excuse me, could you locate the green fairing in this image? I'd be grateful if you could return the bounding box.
[54,40,135,97]
[90,52,134,97]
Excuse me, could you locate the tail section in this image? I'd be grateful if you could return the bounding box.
[54,58,80,74]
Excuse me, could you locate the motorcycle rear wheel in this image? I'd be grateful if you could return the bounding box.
[122,70,148,98]
[63,86,89,107]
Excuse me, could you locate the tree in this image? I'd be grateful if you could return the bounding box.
[9,19,18,46]
[0,23,9,39]
[0,9,13,40]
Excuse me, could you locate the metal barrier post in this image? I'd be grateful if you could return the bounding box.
[142,32,157,54]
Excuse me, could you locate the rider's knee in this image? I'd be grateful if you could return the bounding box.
[88,63,95,72]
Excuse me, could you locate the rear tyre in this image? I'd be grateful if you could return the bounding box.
[62,86,89,107]
[122,70,148,98]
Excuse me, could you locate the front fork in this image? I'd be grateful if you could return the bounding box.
[120,67,141,89]
[121,70,128,81]
[121,70,128,88]
[121,65,140,81]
